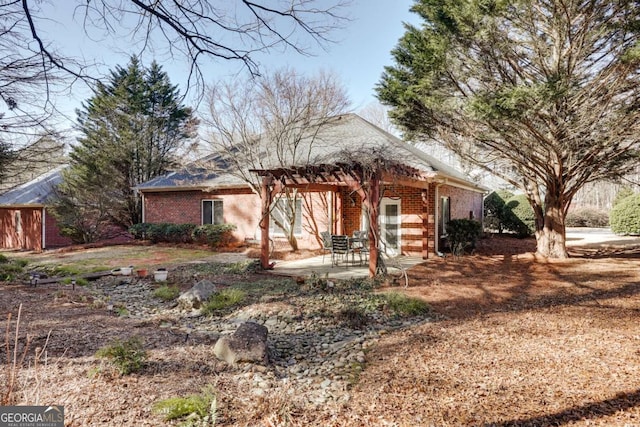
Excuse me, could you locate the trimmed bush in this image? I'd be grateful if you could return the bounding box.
[129,223,196,243]
[483,190,514,233]
[445,219,482,255]
[612,187,635,207]
[503,194,535,237]
[191,224,237,248]
[566,207,609,227]
[610,193,640,235]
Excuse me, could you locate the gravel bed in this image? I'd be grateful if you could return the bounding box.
[85,272,432,406]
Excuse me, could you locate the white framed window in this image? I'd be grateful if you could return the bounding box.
[202,200,224,225]
[270,198,302,236]
[440,196,451,236]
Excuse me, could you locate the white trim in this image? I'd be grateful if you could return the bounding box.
[379,197,401,256]
[202,199,224,225]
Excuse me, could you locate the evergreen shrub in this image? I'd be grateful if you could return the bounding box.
[610,193,640,235]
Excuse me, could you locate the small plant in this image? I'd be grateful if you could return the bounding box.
[381,292,431,317]
[201,288,246,316]
[305,271,333,292]
[0,262,26,282]
[95,337,146,375]
[60,277,89,287]
[114,306,129,317]
[153,386,217,426]
[338,307,370,329]
[346,361,366,389]
[224,260,254,274]
[153,285,181,301]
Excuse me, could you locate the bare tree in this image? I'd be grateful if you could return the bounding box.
[0,0,350,186]
[358,101,398,135]
[204,67,351,250]
[378,0,640,258]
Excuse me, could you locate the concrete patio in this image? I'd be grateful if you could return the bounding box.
[267,253,426,280]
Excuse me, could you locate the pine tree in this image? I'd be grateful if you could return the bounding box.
[52,57,197,242]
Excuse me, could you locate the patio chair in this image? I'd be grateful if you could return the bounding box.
[320,231,332,264]
[352,230,369,265]
[331,234,354,267]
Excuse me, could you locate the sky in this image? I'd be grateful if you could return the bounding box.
[40,0,419,125]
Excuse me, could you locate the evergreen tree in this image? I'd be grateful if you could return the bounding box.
[52,57,197,242]
[377,0,640,258]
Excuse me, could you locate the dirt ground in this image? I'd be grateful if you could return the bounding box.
[1,234,640,426]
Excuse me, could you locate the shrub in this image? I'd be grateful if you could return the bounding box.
[201,288,246,316]
[0,254,8,264]
[612,187,635,207]
[153,386,217,425]
[153,285,180,301]
[503,194,535,237]
[445,219,482,256]
[192,224,237,248]
[610,193,640,235]
[129,223,196,243]
[566,207,609,227]
[0,259,27,282]
[381,292,431,317]
[95,337,146,375]
[483,190,514,233]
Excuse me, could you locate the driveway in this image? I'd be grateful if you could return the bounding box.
[566,227,640,248]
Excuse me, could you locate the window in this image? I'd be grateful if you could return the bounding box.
[440,196,450,236]
[202,200,223,225]
[270,198,302,236]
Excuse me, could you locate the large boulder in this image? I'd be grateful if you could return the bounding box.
[213,321,268,365]
[178,280,217,310]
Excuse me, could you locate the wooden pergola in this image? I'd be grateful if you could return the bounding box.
[252,159,437,277]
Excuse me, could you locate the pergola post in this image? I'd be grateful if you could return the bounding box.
[368,171,381,278]
[259,176,273,270]
[421,188,429,260]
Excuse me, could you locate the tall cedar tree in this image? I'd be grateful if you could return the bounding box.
[53,58,196,241]
[377,0,640,258]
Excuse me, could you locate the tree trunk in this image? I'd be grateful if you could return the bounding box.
[534,201,569,259]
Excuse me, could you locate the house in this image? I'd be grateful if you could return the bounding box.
[138,114,487,273]
[0,166,72,251]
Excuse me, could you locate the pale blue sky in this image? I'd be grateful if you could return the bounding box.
[41,1,419,123]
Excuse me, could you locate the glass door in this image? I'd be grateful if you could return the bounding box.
[379,198,401,256]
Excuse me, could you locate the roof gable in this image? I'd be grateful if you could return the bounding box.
[0,165,66,206]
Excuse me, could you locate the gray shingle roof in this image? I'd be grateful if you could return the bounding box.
[0,165,66,206]
[138,114,484,192]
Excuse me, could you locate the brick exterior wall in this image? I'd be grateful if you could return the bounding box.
[438,185,484,221]
[142,189,332,250]
[142,182,483,255]
[338,182,483,257]
[44,208,73,248]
